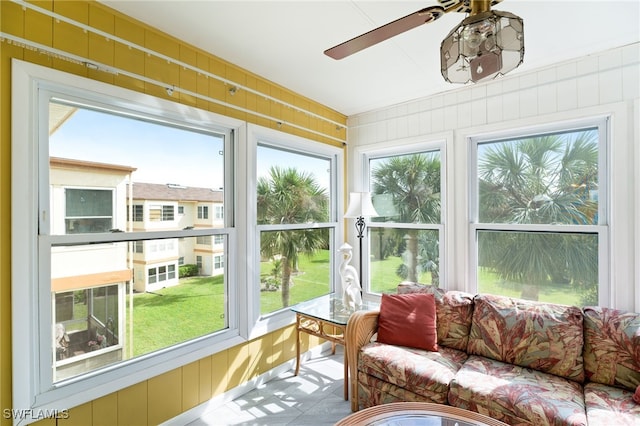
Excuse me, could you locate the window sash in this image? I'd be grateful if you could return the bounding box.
[362,142,446,294]
[11,60,244,413]
[468,117,609,306]
[248,125,343,327]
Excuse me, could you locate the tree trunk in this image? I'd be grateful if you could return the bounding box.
[406,231,419,283]
[281,258,292,307]
[521,272,539,301]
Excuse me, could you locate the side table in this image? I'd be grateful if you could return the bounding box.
[290,294,379,401]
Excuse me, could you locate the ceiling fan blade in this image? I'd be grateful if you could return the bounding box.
[324,6,445,60]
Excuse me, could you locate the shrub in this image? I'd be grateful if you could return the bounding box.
[179,264,199,278]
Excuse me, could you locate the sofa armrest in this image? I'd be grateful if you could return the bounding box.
[346,310,379,411]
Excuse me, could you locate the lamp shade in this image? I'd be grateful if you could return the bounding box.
[344,192,379,218]
[440,10,524,84]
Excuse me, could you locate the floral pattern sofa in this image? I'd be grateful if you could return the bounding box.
[345,284,640,425]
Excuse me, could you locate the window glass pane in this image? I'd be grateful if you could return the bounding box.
[366,149,442,294]
[48,101,230,382]
[369,228,440,294]
[370,151,441,224]
[52,236,227,381]
[477,230,598,305]
[49,101,225,235]
[257,145,331,225]
[477,128,599,225]
[259,229,330,314]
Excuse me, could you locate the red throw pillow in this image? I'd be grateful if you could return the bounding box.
[633,384,640,404]
[377,293,438,351]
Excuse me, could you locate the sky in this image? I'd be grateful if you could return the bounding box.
[50,104,331,192]
[50,106,225,189]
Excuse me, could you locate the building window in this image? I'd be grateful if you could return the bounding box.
[197,205,209,219]
[65,188,113,233]
[149,205,174,221]
[214,255,224,270]
[130,204,143,222]
[178,205,184,215]
[253,125,342,318]
[365,146,444,294]
[470,118,608,306]
[196,235,212,245]
[148,267,157,284]
[215,205,223,219]
[163,205,174,221]
[12,61,241,415]
[214,235,224,245]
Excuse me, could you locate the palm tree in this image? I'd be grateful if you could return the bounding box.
[477,130,599,302]
[257,166,329,307]
[371,153,441,283]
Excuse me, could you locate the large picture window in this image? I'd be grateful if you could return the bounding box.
[365,147,444,294]
[12,61,243,414]
[471,119,608,306]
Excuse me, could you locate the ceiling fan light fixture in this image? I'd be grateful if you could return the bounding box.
[440,9,524,84]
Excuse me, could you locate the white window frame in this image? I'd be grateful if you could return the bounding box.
[468,116,610,306]
[11,60,246,419]
[244,124,344,338]
[355,136,449,294]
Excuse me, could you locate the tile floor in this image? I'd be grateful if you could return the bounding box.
[186,348,353,426]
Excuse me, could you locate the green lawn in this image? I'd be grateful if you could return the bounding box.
[370,256,433,294]
[128,275,226,357]
[128,250,332,356]
[259,250,331,314]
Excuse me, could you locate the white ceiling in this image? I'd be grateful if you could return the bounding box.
[100,0,639,116]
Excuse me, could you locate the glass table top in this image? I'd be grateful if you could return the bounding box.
[367,413,479,426]
[290,293,379,325]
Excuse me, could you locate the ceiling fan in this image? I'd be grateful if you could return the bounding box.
[324,0,524,84]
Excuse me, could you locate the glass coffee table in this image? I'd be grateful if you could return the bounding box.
[290,293,379,401]
[335,402,509,426]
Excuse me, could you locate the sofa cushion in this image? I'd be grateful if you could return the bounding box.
[358,342,468,404]
[356,372,436,409]
[584,382,640,426]
[397,283,474,351]
[449,355,587,426]
[583,306,640,392]
[467,294,585,382]
[377,293,437,351]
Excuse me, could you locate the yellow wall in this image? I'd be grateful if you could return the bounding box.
[0,1,346,424]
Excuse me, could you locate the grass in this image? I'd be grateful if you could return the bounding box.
[128,275,226,357]
[259,250,331,314]
[370,256,433,294]
[128,250,332,356]
[478,268,590,306]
